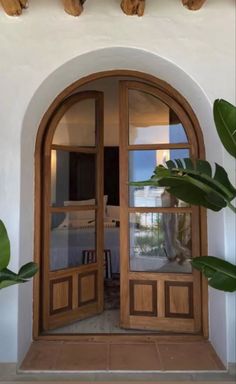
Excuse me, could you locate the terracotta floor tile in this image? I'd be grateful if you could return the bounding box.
[109,343,162,371]
[157,341,224,371]
[55,342,108,370]
[20,341,61,370]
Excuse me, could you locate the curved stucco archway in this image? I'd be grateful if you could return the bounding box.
[18,47,227,365]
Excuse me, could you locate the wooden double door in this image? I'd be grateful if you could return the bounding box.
[42,79,202,334]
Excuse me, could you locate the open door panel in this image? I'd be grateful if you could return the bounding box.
[42,91,104,331]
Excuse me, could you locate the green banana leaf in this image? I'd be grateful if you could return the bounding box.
[131,158,236,213]
[0,220,38,290]
[0,220,10,271]
[18,262,38,279]
[0,263,38,290]
[214,99,236,159]
[192,256,236,292]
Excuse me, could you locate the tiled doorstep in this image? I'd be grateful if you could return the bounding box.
[20,340,226,372]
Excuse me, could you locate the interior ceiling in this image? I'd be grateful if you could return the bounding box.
[59,77,170,127]
[0,0,208,17]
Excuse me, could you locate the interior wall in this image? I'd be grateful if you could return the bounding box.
[0,0,235,367]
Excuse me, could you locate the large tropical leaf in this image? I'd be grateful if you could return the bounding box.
[18,262,38,279]
[0,220,10,271]
[192,256,236,292]
[0,264,38,290]
[0,268,26,290]
[131,158,236,212]
[214,99,236,159]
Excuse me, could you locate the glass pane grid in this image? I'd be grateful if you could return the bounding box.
[129,211,192,274]
[128,148,190,208]
[128,89,188,145]
[50,211,96,271]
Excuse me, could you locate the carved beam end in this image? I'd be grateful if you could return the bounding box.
[121,0,145,17]
[63,0,85,17]
[182,0,207,11]
[0,0,28,16]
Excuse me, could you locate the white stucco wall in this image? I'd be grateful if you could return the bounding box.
[0,0,235,367]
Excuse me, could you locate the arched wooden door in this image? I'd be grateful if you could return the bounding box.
[42,91,104,331]
[119,81,202,333]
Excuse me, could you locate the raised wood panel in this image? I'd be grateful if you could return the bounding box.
[78,271,98,306]
[169,286,189,314]
[50,277,72,315]
[165,281,193,318]
[130,280,157,317]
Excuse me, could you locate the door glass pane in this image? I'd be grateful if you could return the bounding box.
[51,150,96,207]
[129,149,190,207]
[50,211,96,271]
[129,212,192,273]
[129,90,188,145]
[52,99,95,146]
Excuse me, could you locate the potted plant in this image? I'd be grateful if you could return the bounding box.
[0,220,38,289]
[131,99,236,292]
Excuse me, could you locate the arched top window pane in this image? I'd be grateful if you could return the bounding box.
[129,90,188,145]
[52,99,95,146]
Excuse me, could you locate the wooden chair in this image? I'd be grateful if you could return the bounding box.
[82,249,112,279]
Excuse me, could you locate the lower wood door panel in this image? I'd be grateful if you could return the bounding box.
[121,271,201,333]
[45,264,102,330]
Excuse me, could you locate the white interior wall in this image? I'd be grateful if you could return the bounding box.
[0,0,235,367]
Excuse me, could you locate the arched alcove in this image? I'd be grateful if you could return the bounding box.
[18,47,226,365]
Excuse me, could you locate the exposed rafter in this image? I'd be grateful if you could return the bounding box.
[121,0,145,16]
[0,0,28,16]
[0,0,208,17]
[182,0,207,11]
[63,0,85,17]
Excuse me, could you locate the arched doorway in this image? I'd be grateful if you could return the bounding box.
[34,70,207,338]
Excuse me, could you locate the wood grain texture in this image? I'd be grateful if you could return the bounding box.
[121,0,145,16]
[50,277,72,315]
[63,0,85,16]
[130,280,157,316]
[182,0,207,10]
[0,0,28,16]
[78,271,98,306]
[165,281,194,318]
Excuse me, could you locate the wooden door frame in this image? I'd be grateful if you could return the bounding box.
[33,70,208,341]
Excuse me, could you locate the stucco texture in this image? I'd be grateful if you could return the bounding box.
[0,0,235,366]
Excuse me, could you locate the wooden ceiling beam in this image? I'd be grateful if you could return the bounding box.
[182,0,207,11]
[63,0,85,17]
[0,0,28,16]
[120,0,145,16]
[0,0,208,17]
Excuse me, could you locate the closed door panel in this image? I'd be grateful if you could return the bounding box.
[119,81,202,333]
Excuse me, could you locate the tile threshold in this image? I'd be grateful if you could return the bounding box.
[18,369,228,374]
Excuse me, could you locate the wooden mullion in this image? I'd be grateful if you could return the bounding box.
[95,92,104,313]
[119,80,130,328]
[128,143,191,151]
[51,144,96,154]
[50,205,97,213]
